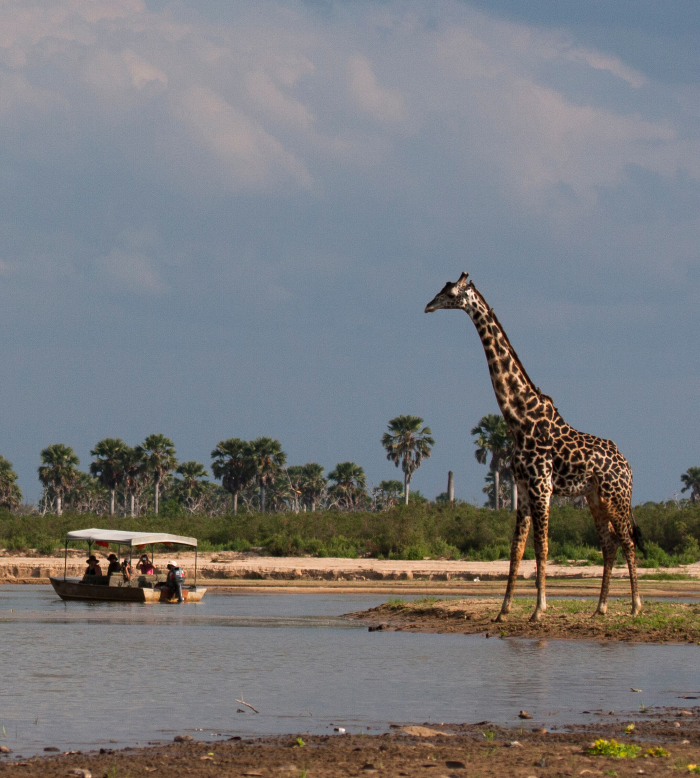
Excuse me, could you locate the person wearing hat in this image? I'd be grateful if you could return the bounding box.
[84,555,103,577]
[164,560,185,603]
[106,553,121,576]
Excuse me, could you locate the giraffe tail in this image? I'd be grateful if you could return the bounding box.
[630,512,646,555]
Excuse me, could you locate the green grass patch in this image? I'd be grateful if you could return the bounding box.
[587,739,641,758]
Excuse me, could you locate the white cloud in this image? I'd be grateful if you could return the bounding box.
[347,54,407,122]
[170,86,312,189]
[122,49,167,90]
[0,0,697,208]
[565,47,648,88]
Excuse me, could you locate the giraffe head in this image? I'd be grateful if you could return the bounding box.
[424,272,478,313]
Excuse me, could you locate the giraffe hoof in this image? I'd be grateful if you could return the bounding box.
[494,613,508,623]
[529,611,543,623]
[591,610,606,618]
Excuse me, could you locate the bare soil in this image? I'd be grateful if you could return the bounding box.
[346,597,700,643]
[2,707,700,777]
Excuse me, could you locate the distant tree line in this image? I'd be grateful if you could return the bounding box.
[0,415,435,517]
[0,411,697,517]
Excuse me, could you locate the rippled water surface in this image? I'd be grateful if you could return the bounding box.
[0,585,698,756]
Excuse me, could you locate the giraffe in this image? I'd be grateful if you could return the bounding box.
[425,273,643,622]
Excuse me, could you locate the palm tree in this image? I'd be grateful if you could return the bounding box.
[287,463,327,512]
[381,415,435,505]
[248,437,287,512]
[120,446,145,517]
[374,479,404,509]
[174,461,210,513]
[471,413,512,510]
[0,456,22,510]
[681,467,700,504]
[38,443,80,516]
[328,461,366,510]
[136,434,177,515]
[211,438,256,515]
[89,437,128,516]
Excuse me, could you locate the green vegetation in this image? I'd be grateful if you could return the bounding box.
[3,500,700,563]
[587,739,641,758]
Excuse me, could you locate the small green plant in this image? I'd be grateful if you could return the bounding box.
[639,702,647,712]
[298,770,308,778]
[483,730,495,741]
[624,723,635,733]
[603,771,617,777]
[587,739,641,758]
[687,764,700,774]
[645,746,670,757]
[295,737,306,748]
[386,597,406,608]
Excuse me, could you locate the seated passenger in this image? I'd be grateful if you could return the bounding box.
[157,561,185,603]
[121,558,132,581]
[106,553,121,575]
[136,554,155,575]
[84,555,103,577]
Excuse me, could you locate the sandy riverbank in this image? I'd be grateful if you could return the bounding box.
[1,706,699,777]
[5,552,700,586]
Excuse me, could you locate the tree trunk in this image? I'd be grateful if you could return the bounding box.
[260,485,266,513]
[130,493,135,518]
[494,469,500,510]
[154,476,160,515]
[233,491,238,515]
[109,489,115,516]
[56,493,62,516]
[447,471,454,502]
[404,473,410,506]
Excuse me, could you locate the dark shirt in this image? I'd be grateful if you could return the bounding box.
[107,561,121,575]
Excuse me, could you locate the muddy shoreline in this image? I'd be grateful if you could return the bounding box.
[1,707,699,777]
[346,597,700,643]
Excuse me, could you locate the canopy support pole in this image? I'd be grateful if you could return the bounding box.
[194,546,198,590]
[63,537,68,581]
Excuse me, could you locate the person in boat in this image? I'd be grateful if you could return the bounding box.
[121,558,132,581]
[161,560,185,603]
[84,555,103,577]
[136,554,155,575]
[106,554,121,576]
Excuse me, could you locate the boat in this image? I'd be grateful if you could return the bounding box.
[49,528,207,603]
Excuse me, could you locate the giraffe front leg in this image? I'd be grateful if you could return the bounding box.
[528,488,551,623]
[495,505,530,622]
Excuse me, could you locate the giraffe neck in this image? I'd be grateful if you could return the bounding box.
[466,292,544,429]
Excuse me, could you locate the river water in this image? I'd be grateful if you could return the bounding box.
[0,585,698,756]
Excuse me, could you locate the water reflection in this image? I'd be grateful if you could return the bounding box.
[0,586,697,757]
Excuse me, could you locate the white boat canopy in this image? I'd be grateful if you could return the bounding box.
[65,528,198,547]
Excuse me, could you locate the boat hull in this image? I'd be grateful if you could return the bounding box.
[49,577,206,603]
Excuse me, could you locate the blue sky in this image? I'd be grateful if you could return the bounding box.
[1,0,699,504]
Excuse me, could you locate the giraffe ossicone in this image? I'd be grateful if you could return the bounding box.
[425,274,643,621]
